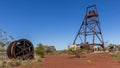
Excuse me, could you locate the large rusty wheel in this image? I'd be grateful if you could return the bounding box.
[7,39,34,60]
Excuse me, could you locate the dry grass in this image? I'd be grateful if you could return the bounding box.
[111,53,120,60]
[0,54,44,68]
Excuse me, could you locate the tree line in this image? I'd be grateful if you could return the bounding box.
[35,43,56,58]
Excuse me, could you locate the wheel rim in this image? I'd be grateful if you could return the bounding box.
[7,39,34,60]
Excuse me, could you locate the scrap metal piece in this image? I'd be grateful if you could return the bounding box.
[7,39,34,60]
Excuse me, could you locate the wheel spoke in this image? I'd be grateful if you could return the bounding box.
[16,50,24,55]
[26,42,30,47]
[26,46,32,50]
[16,45,23,50]
[25,46,32,53]
[23,41,26,49]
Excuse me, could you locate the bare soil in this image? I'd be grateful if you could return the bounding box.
[16,53,120,68]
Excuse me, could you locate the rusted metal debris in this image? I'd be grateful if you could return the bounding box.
[73,5,104,48]
[7,39,34,60]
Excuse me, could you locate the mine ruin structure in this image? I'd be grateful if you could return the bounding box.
[7,39,34,60]
[73,5,104,49]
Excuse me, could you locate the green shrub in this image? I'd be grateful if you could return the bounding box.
[60,49,69,54]
[44,45,56,55]
[36,49,45,58]
[35,43,45,58]
[68,46,77,54]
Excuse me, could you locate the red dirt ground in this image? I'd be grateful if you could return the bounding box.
[17,53,120,68]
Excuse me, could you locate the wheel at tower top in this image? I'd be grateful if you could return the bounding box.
[7,39,34,60]
[86,5,98,18]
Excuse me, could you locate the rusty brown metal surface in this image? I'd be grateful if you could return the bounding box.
[7,39,34,60]
[73,5,104,48]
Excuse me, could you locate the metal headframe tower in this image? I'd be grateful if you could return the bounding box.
[73,5,104,48]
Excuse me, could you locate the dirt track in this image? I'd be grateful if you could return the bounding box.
[17,53,120,68]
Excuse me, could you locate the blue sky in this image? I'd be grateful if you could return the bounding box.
[0,0,120,50]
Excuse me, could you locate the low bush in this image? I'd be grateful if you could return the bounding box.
[9,59,21,67]
[0,61,8,68]
[35,43,45,58]
[37,58,44,62]
[74,49,81,58]
[111,53,120,60]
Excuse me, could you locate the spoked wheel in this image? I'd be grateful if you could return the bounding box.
[7,39,34,60]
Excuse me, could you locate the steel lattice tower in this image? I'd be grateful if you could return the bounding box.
[73,5,104,48]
